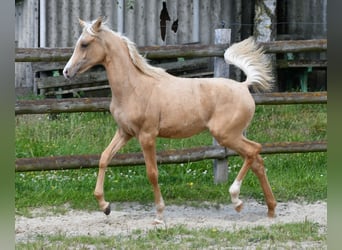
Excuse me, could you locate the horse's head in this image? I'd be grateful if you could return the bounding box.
[63,17,107,79]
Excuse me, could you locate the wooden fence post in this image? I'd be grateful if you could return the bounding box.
[213,28,231,184]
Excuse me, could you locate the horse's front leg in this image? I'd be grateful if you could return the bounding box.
[139,133,165,224]
[94,129,131,215]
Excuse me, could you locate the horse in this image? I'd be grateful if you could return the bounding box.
[63,16,277,224]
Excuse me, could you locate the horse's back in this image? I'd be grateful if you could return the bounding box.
[153,76,255,138]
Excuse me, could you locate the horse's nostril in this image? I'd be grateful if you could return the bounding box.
[63,69,69,78]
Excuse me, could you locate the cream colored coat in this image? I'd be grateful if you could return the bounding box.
[63,17,276,223]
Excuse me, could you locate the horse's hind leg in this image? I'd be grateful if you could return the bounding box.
[217,135,276,217]
[94,129,131,215]
[250,154,277,217]
[227,137,258,212]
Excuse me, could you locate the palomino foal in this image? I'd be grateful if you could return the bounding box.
[63,17,276,224]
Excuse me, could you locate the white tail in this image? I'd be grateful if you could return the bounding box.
[224,37,273,91]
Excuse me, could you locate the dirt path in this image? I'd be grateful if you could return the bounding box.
[15,200,327,243]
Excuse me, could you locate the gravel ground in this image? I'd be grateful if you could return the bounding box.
[15,199,327,247]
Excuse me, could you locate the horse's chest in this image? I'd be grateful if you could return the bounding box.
[113,108,145,134]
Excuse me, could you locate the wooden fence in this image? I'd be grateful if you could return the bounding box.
[15,91,327,172]
[15,92,327,115]
[15,39,327,62]
[15,38,327,175]
[15,39,327,97]
[16,141,326,172]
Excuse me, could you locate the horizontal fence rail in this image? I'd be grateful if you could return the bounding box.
[15,141,327,172]
[15,91,327,115]
[15,39,327,62]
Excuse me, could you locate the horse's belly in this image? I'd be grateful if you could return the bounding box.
[158,118,206,138]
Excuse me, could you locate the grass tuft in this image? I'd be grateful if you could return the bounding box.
[15,221,326,249]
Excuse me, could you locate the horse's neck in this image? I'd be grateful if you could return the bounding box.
[102,33,157,107]
[103,47,148,106]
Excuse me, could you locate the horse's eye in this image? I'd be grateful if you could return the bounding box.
[81,43,88,48]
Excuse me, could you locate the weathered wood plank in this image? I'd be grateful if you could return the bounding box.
[15,92,327,115]
[16,47,73,62]
[261,39,327,53]
[15,40,327,62]
[158,58,210,74]
[36,71,108,89]
[15,141,327,172]
[252,91,327,105]
[15,97,110,114]
[15,45,227,62]
[31,62,66,72]
[277,59,327,68]
[45,85,110,96]
[34,59,210,88]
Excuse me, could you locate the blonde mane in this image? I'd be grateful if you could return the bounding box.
[119,35,167,78]
[83,20,166,79]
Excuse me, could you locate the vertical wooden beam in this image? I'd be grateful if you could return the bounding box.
[213,28,231,184]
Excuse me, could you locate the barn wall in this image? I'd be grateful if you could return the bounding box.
[286,0,327,60]
[15,0,327,93]
[276,0,327,40]
[15,0,39,94]
[41,0,239,47]
[15,0,240,92]
[276,0,327,91]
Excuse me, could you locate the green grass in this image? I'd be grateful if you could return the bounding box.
[15,221,326,249]
[15,104,327,213]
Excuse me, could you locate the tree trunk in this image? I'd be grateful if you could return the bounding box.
[254,0,278,91]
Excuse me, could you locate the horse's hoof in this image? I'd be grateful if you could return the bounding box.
[234,201,244,213]
[267,210,276,218]
[104,204,111,215]
[152,218,165,226]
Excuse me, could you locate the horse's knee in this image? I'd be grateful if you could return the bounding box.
[93,190,103,199]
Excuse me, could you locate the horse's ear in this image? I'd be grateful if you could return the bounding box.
[92,17,103,32]
[78,18,86,28]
